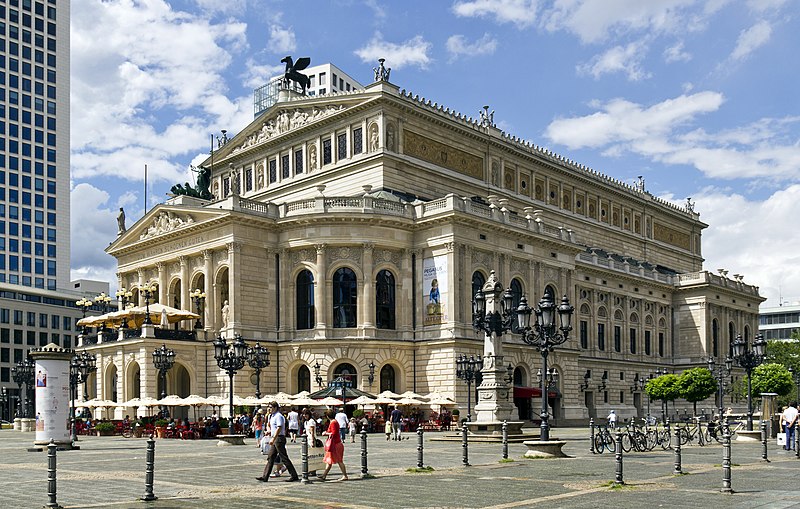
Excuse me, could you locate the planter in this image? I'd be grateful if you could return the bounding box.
[155,426,166,439]
[96,429,114,437]
[133,427,144,438]
[220,427,230,435]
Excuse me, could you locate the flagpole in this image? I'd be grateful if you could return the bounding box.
[144,164,148,214]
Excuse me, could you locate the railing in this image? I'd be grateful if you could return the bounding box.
[238,198,270,215]
[154,329,198,341]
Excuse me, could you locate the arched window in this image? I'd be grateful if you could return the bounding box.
[296,270,315,330]
[472,271,485,300]
[380,364,396,392]
[510,278,523,309]
[297,365,311,393]
[728,322,736,357]
[712,319,719,358]
[375,269,396,329]
[333,267,357,328]
[333,362,357,387]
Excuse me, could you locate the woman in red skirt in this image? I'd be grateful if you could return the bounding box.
[319,408,348,481]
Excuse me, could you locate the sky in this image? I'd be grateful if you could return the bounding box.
[69,0,800,307]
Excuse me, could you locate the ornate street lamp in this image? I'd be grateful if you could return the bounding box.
[191,289,206,329]
[214,334,247,420]
[0,387,7,422]
[11,357,35,418]
[115,287,133,308]
[516,288,574,441]
[152,343,176,415]
[246,341,270,399]
[69,351,96,441]
[732,333,766,431]
[597,372,608,391]
[639,375,652,421]
[579,370,591,392]
[537,367,559,393]
[455,354,483,421]
[367,361,376,386]
[472,282,516,336]
[313,361,324,388]
[141,281,159,325]
[707,355,733,423]
[76,298,93,334]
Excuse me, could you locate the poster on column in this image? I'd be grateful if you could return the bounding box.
[423,256,448,326]
[35,359,71,443]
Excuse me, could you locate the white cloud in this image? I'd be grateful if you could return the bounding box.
[545,92,800,182]
[542,0,699,43]
[730,20,772,61]
[692,185,800,306]
[69,183,124,282]
[354,34,433,70]
[452,0,539,28]
[268,23,297,54]
[663,41,692,63]
[577,40,652,81]
[242,59,284,89]
[446,33,499,61]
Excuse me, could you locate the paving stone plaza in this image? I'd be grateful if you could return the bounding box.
[1,427,799,508]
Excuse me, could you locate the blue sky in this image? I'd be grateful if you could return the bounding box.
[69,0,800,306]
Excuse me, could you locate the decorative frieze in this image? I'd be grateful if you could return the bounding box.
[139,211,195,240]
[231,105,345,154]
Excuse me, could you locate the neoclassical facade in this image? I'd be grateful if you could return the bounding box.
[85,71,763,424]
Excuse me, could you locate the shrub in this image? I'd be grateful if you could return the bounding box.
[95,422,116,432]
[154,419,169,427]
[352,409,365,418]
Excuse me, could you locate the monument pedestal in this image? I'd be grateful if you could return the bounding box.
[523,440,568,458]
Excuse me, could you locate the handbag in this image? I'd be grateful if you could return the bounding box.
[324,436,332,452]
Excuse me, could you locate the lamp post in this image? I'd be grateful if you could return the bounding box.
[788,367,800,402]
[0,387,7,422]
[76,298,93,334]
[115,287,133,309]
[152,344,176,416]
[654,367,670,423]
[213,334,247,420]
[314,361,324,388]
[455,354,483,421]
[11,357,35,418]
[639,376,652,421]
[95,292,112,332]
[707,355,733,423]
[69,351,96,441]
[190,289,206,329]
[246,341,270,399]
[368,361,376,387]
[579,370,591,392]
[537,367,559,410]
[141,282,159,325]
[516,288,574,441]
[732,333,766,431]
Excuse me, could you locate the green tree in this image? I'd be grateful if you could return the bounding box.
[750,363,794,397]
[765,338,800,371]
[678,367,718,416]
[645,374,681,421]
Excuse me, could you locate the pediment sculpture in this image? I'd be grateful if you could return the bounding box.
[232,105,345,154]
[139,211,195,240]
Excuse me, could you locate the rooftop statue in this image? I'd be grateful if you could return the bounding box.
[281,56,311,94]
[170,165,212,200]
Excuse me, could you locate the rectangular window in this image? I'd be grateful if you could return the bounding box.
[268,159,276,184]
[658,332,664,357]
[614,326,621,352]
[13,330,22,344]
[39,313,47,327]
[319,72,326,85]
[39,331,47,346]
[597,323,605,351]
[294,149,303,175]
[580,320,588,349]
[63,316,71,331]
[13,310,22,325]
[51,314,58,329]
[0,328,8,343]
[222,177,230,197]
[26,311,34,326]
[244,167,252,192]
[281,154,290,179]
[644,330,651,356]
[26,331,35,345]
[332,73,337,89]
[337,133,347,160]
[322,139,332,165]
[353,127,363,155]
[630,328,637,354]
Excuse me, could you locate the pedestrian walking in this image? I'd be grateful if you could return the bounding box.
[334,407,349,442]
[385,419,392,440]
[287,407,300,443]
[253,409,265,448]
[349,417,357,443]
[255,401,299,483]
[391,405,403,441]
[319,409,348,482]
[782,402,798,451]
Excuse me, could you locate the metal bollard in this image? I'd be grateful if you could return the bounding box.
[614,430,624,485]
[462,423,470,467]
[141,434,157,501]
[45,438,61,509]
[721,423,733,493]
[417,428,424,468]
[502,420,508,459]
[795,421,799,459]
[761,420,770,462]
[665,418,671,448]
[673,424,682,474]
[589,418,595,454]
[360,429,369,478]
[301,434,309,484]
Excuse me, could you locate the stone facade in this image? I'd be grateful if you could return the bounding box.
[85,77,763,424]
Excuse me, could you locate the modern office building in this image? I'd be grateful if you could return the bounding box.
[759,303,800,341]
[254,62,362,117]
[92,62,763,425]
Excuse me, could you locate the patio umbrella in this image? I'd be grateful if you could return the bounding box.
[373,396,400,404]
[316,396,344,406]
[120,397,160,417]
[82,398,118,419]
[376,390,402,399]
[156,394,186,406]
[399,391,427,400]
[294,391,311,398]
[238,396,261,408]
[349,395,377,406]
[395,397,426,406]
[119,304,200,328]
[182,395,209,422]
[289,396,319,407]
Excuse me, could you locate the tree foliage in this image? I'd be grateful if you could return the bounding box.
[678,367,718,403]
[645,374,681,402]
[751,363,794,396]
[765,339,800,373]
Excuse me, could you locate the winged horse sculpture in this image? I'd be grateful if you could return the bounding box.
[280,56,312,94]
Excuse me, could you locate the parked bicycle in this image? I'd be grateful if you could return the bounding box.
[593,424,617,454]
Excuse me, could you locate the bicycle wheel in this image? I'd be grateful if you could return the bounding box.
[660,430,672,450]
[633,432,648,452]
[646,430,658,451]
[621,433,632,452]
[605,432,616,453]
[594,433,605,454]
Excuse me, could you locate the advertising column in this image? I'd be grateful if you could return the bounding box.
[28,344,73,448]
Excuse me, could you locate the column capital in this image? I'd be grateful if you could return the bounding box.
[202,249,213,261]
[315,243,327,255]
[227,242,241,254]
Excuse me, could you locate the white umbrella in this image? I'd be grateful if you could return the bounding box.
[273,392,296,406]
[156,394,186,406]
[83,398,118,408]
[395,397,425,406]
[289,396,319,407]
[205,395,228,407]
[293,391,311,398]
[316,396,344,406]
[377,390,402,399]
[349,395,377,406]
[399,391,427,400]
[238,396,261,407]
[120,397,160,408]
[182,395,209,421]
[373,396,400,404]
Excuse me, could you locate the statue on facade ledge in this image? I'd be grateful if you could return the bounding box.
[170,165,212,200]
[374,58,391,82]
[280,56,311,93]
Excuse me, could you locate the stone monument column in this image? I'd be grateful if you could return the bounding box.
[315,244,327,332]
[362,243,374,329]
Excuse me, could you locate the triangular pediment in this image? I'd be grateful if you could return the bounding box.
[106,204,230,254]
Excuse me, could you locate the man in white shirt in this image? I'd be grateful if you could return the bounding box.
[286,407,300,443]
[782,402,798,451]
[256,401,298,482]
[607,410,618,428]
[334,407,349,441]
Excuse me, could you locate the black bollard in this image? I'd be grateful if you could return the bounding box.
[502,420,508,460]
[417,428,424,468]
[301,434,309,484]
[614,430,624,485]
[761,420,770,462]
[721,422,733,493]
[589,418,595,454]
[141,434,157,502]
[795,421,799,459]
[45,438,61,509]
[665,418,671,449]
[462,423,470,467]
[673,424,682,474]
[361,429,369,478]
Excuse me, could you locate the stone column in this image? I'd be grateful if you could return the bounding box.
[315,244,327,332]
[362,243,374,330]
[137,269,145,305]
[180,256,190,329]
[156,262,166,304]
[400,249,413,332]
[203,250,214,331]
[227,242,241,333]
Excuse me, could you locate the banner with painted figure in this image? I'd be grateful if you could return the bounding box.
[35,359,71,443]
[423,256,448,326]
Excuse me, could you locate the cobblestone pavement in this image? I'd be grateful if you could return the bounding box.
[1,428,799,508]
